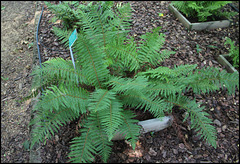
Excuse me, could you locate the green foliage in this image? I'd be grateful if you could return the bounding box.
[1,76,8,81]
[196,44,202,54]
[1,5,5,11]
[27,1,239,163]
[172,1,237,22]
[224,37,239,68]
[45,1,115,30]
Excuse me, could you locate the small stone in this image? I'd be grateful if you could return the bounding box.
[179,143,185,149]
[146,137,153,144]
[213,119,222,126]
[25,65,31,70]
[209,61,213,66]
[203,154,208,157]
[127,158,135,163]
[14,76,22,81]
[148,148,157,156]
[222,125,227,132]
[117,153,127,161]
[162,150,167,158]
[173,149,178,155]
[19,83,22,90]
[217,128,222,133]
[55,135,59,142]
[220,133,225,137]
[144,154,151,161]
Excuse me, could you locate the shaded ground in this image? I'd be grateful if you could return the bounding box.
[1,1,239,163]
[1,1,36,163]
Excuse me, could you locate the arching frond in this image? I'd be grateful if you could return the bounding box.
[114,110,141,150]
[73,33,110,88]
[30,107,79,149]
[137,27,175,67]
[68,127,97,163]
[120,90,173,118]
[31,58,91,90]
[69,111,113,163]
[167,95,217,148]
[98,98,124,141]
[107,76,149,93]
[52,26,72,48]
[182,67,239,95]
[106,36,140,72]
[34,84,89,114]
[138,64,197,82]
[88,89,115,112]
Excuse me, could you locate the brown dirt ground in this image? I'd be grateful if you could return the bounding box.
[1,1,36,163]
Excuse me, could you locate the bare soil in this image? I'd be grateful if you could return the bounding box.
[1,1,239,163]
[1,1,36,163]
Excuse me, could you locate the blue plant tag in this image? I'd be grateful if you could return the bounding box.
[69,29,77,47]
[68,29,78,83]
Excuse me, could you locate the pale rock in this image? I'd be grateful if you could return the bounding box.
[213,119,222,126]
[148,148,157,156]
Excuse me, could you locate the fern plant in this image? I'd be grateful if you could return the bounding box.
[28,1,239,163]
[224,37,239,68]
[45,1,114,30]
[172,1,237,22]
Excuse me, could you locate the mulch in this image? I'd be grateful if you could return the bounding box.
[37,1,239,163]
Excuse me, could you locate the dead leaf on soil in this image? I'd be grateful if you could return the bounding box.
[25,99,31,106]
[26,11,42,25]
[54,20,62,24]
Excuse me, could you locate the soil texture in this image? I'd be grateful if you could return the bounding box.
[1,1,36,163]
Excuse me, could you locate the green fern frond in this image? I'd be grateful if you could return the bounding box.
[184,67,239,95]
[98,98,124,141]
[28,2,240,163]
[73,33,110,88]
[88,89,115,112]
[120,90,172,117]
[138,64,197,82]
[107,76,149,93]
[114,110,141,150]
[147,82,185,98]
[52,26,72,48]
[107,76,173,117]
[30,107,79,149]
[137,27,172,67]
[34,84,89,114]
[106,36,140,72]
[172,1,235,22]
[114,2,132,34]
[91,111,114,162]
[31,58,91,90]
[45,1,81,29]
[69,111,113,163]
[68,127,97,163]
[167,95,217,148]
[94,134,112,163]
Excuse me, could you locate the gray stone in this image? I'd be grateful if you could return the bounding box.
[213,119,222,126]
